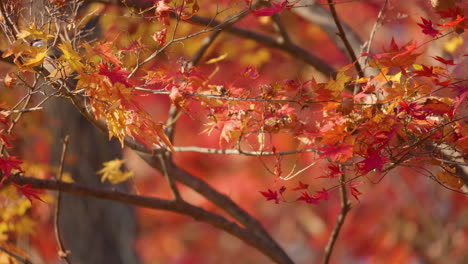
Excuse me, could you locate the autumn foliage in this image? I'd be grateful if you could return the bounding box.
[1,0,467,263]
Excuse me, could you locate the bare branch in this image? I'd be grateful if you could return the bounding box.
[157,152,182,201]
[326,0,363,78]
[54,135,73,264]
[322,172,351,264]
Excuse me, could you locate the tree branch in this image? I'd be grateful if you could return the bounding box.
[4,174,293,264]
[54,135,73,264]
[326,0,363,78]
[322,173,350,264]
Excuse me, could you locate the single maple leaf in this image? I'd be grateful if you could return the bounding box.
[363,38,421,68]
[292,181,309,191]
[422,98,453,117]
[260,189,279,204]
[398,100,427,120]
[58,41,84,72]
[313,188,330,201]
[328,164,344,178]
[0,156,24,176]
[319,144,353,162]
[413,65,437,78]
[297,192,318,205]
[417,17,440,37]
[432,56,456,65]
[98,63,131,87]
[348,181,363,201]
[357,149,388,174]
[98,159,134,184]
[438,15,465,32]
[14,183,46,203]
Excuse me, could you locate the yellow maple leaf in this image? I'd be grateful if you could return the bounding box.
[58,41,84,71]
[16,23,53,40]
[325,67,352,96]
[98,159,134,184]
[22,49,47,68]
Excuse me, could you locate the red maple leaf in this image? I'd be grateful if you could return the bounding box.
[432,56,456,65]
[329,164,344,177]
[363,38,421,68]
[98,63,131,87]
[297,192,318,205]
[260,189,279,204]
[357,149,388,174]
[319,144,353,162]
[398,100,427,120]
[348,181,363,201]
[13,183,46,203]
[413,65,437,78]
[313,188,330,201]
[438,15,465,32]
[417,17,440,37]
[292,181,309,191]
[0,156,23,176]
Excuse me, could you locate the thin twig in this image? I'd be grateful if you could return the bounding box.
[322,172,351,264]
[54,135,72,264]
[0,246,33,264]
[0,94,32,155]
[157,152,182,201]
[356,0,388,95]
[327,0,363,78]
[362,0,388,56]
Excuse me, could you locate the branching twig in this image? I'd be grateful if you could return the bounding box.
[322,172,351,264]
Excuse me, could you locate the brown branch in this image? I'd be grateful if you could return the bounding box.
[322,172,351,264]
[135,151,293,263]
[54,135,72,264]
[0,246,32,264]
[187,14,335,76]
[157,152,182,201]
[326,0,363,78]
[4,174,293,264]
